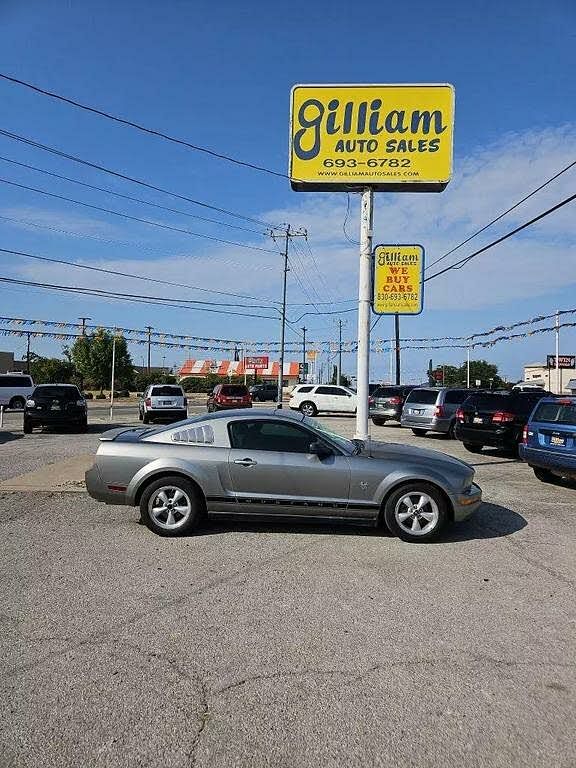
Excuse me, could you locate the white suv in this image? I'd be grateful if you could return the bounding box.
[289,384,357,416]
[139,384,187,424]
[0,373,35,410]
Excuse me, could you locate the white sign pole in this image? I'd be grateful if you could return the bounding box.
[354,188,374,442]
[467,345,471,388]
[109,334,116,423]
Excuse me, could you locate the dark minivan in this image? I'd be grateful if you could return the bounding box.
[455,389,550,454]
[24,384,87,433]
[249,382,278,402]
[369,385,417,426]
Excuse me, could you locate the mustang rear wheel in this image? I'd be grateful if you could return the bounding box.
[140,476,201,537]
[383,483,447,543]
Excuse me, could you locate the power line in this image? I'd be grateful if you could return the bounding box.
[0,246,280,305]
[0,176,280,253]
[0,154,268,236]
[426,158,576,272]
[0,72,290,180]
[0,127,281,229]
[425,192,576,282]
[0,213,278,273]
[343,192,360,245]
[0,275,281,319]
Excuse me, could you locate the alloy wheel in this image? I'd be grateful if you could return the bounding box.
[394,491,439,536]
[148,486,193,530]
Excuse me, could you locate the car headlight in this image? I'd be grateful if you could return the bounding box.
[26,399,35,407]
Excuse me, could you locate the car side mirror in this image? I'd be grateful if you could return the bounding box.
[309,441,332,458]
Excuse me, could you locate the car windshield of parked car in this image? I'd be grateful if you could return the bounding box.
[150,386,182,396]
[33,386,79,399]
[373,387,400,398]
[463,393,510,410]
[531,401,576,425]
[404,389,439,405]
[302,416,357,454]
[221,385,248,396]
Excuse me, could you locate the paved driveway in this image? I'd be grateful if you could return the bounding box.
[1,415,575,767]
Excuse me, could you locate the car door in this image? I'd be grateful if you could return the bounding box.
[227,418,351,516]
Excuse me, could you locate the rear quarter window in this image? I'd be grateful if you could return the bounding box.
[404,389,439,405]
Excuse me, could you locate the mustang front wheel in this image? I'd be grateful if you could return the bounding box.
[140,476,201,537]
[383,483,447,542]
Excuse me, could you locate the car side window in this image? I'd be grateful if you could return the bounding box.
[316,386,348,396]
[229,420,314,453]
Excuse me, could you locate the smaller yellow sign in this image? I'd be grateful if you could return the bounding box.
[373,244,425,315]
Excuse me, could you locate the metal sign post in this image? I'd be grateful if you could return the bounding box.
[354,188,374,441]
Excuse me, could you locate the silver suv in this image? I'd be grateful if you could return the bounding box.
[401,387,472,438]
[139,384,187,424]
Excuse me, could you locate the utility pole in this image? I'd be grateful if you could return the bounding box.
[467,345,471,388]
[337,319,344,386]
[145,326,153,373]
[79,316,91,336]
[270,225,307,407]
[25,331,31,374]
[394,314,401,386]
[301,326,307,382]
[354,188,374,441]
[555,309,560,394]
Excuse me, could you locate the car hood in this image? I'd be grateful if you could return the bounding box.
[363,440,472,473]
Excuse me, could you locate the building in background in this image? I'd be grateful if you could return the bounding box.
[178,359,301,388]
[522,360,574,394]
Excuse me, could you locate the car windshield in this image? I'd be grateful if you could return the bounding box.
[532,401,576,425]
[405,389,439,405]
[33,386,78,399]
[302,416,357,454]
[373,387,400,398]
[151,386,182,396]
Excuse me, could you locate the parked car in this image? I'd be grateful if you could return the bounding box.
[207,383,252,412]
[139,384,187,424]
[24,384,87,433]
[249,382,278,402]
[370,385,417,426]
[289,384,357,416]
[401,387,472,437]
[519,396,576,482]
[454,389,551,454]
[85,409,482,542]
[0,373,34,410]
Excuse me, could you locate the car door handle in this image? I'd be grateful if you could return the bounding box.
[233,458,257,467]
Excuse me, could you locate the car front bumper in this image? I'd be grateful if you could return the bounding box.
[145,409,187,419]
[25,409,86,425]
[451,482,483,521]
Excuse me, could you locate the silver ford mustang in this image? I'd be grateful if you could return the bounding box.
[85,409,482,542]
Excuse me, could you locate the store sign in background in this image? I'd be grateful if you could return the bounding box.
[290,84,454,191]
[373,245,425,315]
[244,355,269,370]
[547,355,576,369]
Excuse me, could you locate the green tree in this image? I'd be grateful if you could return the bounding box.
[29,355,76,384]
[134,371,177,392]
[70,329,134,392]
[429,359,504,388]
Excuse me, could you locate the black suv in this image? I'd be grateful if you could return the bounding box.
[24,384,88,433]
[249,382,278,402]
[369,385,417,425]
[455,389,550,454]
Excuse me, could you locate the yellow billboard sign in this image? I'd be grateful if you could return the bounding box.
[373,244,425,315]
[290,84,454,192]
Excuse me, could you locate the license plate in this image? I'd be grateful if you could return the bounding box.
[473,417,483,424]
[411,409,423,415]
[161,401,174,406]
[550,435,566,447]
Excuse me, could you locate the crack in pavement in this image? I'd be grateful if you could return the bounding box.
[1,538,318,680]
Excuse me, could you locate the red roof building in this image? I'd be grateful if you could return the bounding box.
[178,359,301,382]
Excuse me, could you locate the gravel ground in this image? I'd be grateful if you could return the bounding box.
[1,416,575,767]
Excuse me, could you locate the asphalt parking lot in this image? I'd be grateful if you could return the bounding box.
[1,404,575,767]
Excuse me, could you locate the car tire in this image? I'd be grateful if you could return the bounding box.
[299,401,317,417]
[142,412,150,424]
[372,417,386,426]
[140,476,202,537]
[138,409,143,421]
[533,466,557,484]
[78,417,88,433]
[9,396,25,410]
[447,421,456,439]
[411,428,427,437]
[463,443,483,454]
[23,417,33,434]
[383,482,447,543]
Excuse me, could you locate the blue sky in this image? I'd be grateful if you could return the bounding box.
[0,0,575,381]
